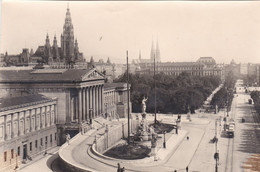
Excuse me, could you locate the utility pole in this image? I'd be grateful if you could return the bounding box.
[127,51,130,144]
[226,87,229,117]
[154,54,157,125]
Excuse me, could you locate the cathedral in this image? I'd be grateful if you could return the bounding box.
[132,39,161,65]
[34,6,84,64]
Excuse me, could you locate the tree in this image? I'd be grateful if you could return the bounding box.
[115,72,221,114]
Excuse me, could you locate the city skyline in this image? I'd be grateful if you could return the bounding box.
[1,1,260,64]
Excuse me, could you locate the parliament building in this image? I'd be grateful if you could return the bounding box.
[0,6,131,170]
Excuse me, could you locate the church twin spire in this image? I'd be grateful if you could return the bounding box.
[150,38,161,62]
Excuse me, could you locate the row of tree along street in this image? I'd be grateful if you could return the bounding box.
[115,72,221,114]
[210,71,236,113]
[250,91,260,116]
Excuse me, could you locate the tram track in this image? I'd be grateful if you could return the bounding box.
[224,95,237,172]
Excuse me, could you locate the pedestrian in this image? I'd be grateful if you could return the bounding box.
[186,166,188,172]
[117,163,121,172]
[121,167,125,172]
[174,170,177,172]
[187,136,189,140]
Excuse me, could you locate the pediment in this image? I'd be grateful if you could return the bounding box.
[82,69,105,81]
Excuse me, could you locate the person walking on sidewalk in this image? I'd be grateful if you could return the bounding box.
[117,163,121,172]
[186,166,189,172]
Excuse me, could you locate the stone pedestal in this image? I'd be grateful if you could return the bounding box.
[176,120,181,129]
[141,132,149,141]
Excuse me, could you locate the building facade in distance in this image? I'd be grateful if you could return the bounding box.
[135,56,224,81]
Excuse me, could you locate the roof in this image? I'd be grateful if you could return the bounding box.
[0,94,56,112]
[0,68,104,83]
[104,82,128,90]
[158,62,203,66]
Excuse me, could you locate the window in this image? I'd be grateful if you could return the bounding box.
[35,140,38,148]
[11,149,14,159]
[32,117,35,130]
[17,147,20,156]
[20,120,24,134]
[30,142,32,151]
[0,126,3,138]
[45,136,48,144]
[26,118,30,132]
[55,133,57,140]
[4,151,7,161]
[7,123,11,137]
[40,138,43,146]
[50,134,52,143]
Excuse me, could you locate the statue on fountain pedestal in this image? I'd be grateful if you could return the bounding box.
[141,97,148,119]
[142,97,148,113]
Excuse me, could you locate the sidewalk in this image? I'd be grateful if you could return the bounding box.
[18,146,60,172]
[58,116,193,172]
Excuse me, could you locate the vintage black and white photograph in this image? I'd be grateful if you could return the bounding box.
[0,1,260,172]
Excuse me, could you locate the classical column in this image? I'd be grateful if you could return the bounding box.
[70,97,73,122]
[99,85,102,116]
[17,112,20,136]
[29,109,32,131]
[82,87,86,122]
[92,86,96,118]
[4,115,7,140]
[35,109,37,131]
[47,105,50,127]
[40,107,43,129]
[45,106,47,127]
[23,111,26,134]
[96,86,99,116]
[54,104,57,124]
[89,86,93,119]
[95,86,98,117]
[78,88,82,123]
[86,87,89,121]
[101,85,104,114]
[96,86,99,117]
[11,113,14,138]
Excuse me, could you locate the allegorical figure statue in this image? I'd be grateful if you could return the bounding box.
[142,96,148,113]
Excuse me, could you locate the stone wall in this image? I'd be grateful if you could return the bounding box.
[96,119,139,153]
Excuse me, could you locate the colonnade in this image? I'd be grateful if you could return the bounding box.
[70,85,104,123]
[1,104,56,142]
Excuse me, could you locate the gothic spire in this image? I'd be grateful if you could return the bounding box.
[156,38,160,62]
[150,39,155,61]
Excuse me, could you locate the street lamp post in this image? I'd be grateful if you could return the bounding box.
[126,51,130,144]
[89,108,93,129]
[214,119,219,172]
[45,140,47,155]
[163,131,166,148]
[105,103,108,119]
[154,55,157,125]
[105,124,109,149]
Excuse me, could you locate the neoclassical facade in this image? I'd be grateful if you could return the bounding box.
[0,94,57,171]
[104,83,132,120]
[135,57,224,81]
[0,68,130,144]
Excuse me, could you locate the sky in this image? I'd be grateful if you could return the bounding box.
[1,1,260,64]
